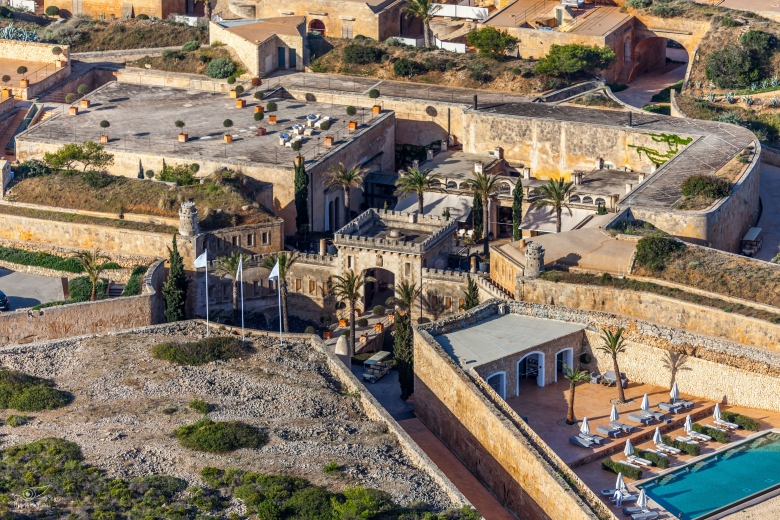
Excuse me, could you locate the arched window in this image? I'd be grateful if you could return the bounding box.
[582,196,593,204]
[595,197,606,206]
[430,179,442,188]
[309,19,326,36]
[569,195,581,203]
[499,182,511,194]
[447,181,458,189]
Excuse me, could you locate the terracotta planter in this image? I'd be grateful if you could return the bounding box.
[322,330,333,340]
[268,115,277,124]
[374,323,384,332]
[229,90,238,99]
[100,134,108,144]
[387,313,394,323]
[55,60,64,69]
[338,318,348,327]
[1,89,9,100]
[372,105,381,114]
[359,334,368,344]
[348,120,357,131]
[178,132,188,142]
[294,155,304,166]
[81,99,90,108]
[256,127,266,136]
[254,106,264,114]
[69,106,78,115]
[19,79,28,88]
[224,134,233,143]
[324,136,334,146]
[236,99,246,108]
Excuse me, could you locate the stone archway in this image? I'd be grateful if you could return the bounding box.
[309,19,326,36]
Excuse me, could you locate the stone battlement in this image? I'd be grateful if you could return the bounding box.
[204,251,337,271]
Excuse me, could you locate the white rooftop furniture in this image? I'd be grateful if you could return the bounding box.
[314,116,331,129]
[303,127,314,136]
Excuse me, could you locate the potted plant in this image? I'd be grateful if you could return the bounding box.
[348,121,358,132]
[17,67,28,88]
[1,75,11,99]
[223,119,233,142]
[79,84,90,107]
[175,120,187,142]
[254,105,264,114]
[234,85,245,107]
[374,323,384,332]
[254,111,264,122]
[324,135,334,146]
[338,317,348,327]
[99,120,110,143]
[256,127,266,136]
[268,114,277,124]
[323,330,333,339]
[372,105,381,114]
[254,91,264,101]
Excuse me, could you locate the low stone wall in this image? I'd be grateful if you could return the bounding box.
[414,304,611,520]
[72,47,182,63]
[0,199,180,226]
[0,40,70,64]
[0,259,136,283]
[115,68,247,93]
[0,258,165,347]
[517,277,780,350]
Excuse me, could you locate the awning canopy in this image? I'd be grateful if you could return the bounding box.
[521,206,594,233]
[394,192,473,222]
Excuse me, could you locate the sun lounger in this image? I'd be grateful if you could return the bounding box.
[643,448,668,458]
[623,506,650,515]
[657,402,682,413]
[579,432,607,445]
[675,436,699,445]
[627,413,653,425]
[603,370,629,388]
[640,410,665,421]
[715,418,739,430]
[616,460,641,471]
[569,436,593,448]
[626,455,653,467]
[610,493,637,503]
[705,423,727,432]
[610,421,635,433]
[602,488,627,496]
[672,397,694,409]
[655,442,681,455]
[632,511,659,520]
[688,431,712,442]
[597,425,622,438]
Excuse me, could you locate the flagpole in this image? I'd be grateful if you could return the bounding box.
[278,274,282,347]
[205,249,209,337]
[239,254,244,341]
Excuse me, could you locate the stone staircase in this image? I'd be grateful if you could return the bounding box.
[108,283,125,298]
[0,107,29,161]
[616,61,632,85]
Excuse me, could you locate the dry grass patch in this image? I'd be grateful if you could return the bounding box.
[128,45,233,76]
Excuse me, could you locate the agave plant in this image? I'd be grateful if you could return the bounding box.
[762,79,769,89]
[741,95,754,106]
[771,97,780,109]
[773,76,779,88]
[708,83,715,92]
[695,81,702,89]
[726,92,735,104]
[707,93,716,103]
[750,82,758,91]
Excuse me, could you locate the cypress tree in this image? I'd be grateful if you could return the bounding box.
[472,193,483,241]
[462,275,479,311]
[163,235,189,322]
[138,160,144,179]
[512,178,523,241]
[393,311,414,400]
[293,154,309,232]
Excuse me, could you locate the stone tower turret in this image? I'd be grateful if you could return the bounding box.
[524,241,544,278]
[179,201,199,236]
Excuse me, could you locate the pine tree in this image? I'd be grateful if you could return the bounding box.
[163,235,189,322]
[138,160,144,179]
[461,275,479,311]
[293,154,309,232]
[472,193,483,241]
[393,311,414,399]
[512,178,523,241]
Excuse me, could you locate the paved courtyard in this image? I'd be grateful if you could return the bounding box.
[0,268,64,310]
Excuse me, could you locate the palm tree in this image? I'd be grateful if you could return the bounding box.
[386,280,422,313]
[73,248,109,301]
[213,252,243,326]
[563,364,590,425]
[259,251,299,333]
[465,170,501,256]
[532,178,576,234]
[330,270,374,356]
[599,327,629,403]
[323,162,366,229]
[394,167,437,215]
[403,0,441,48]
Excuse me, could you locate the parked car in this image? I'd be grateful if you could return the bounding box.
[0,290,9,311]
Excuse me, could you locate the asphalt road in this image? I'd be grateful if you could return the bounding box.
[0,268,65,311]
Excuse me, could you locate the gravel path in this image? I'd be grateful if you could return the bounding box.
[0,323,453,510]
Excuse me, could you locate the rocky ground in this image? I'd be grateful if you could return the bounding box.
[0,322,452,511]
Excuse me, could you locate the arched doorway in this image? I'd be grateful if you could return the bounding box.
[364,267,395,311]
[517,351,545,394]
[554,348,574,382]
[328,197,340,232]
[486,372,506,399]
[309,19,326,36]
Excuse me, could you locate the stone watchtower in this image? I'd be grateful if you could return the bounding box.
[179,201,199,236]
[524,242,545,278]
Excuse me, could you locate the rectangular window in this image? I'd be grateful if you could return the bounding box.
[231,236,239,247]
[459,298,465,310]
[341,21,353,39]
[261,232,270,245]
[296,279,302,292]
[405,263,411,276]
[445,297,452,310]
[348,256,353,269]
[322,281,329,296]
[247,234,255,246]
[430,294,438,308]
[309,280,316,293]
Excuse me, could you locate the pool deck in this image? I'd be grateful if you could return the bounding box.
[506,377,780,518]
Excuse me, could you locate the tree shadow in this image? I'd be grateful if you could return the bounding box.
[661,349,691,390]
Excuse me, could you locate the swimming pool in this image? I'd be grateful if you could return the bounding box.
[640,432,780,519]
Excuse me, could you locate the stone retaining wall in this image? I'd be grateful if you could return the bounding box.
[115,68,247,93]
[0,238,159,268]
[0,199,180,226]
[0,259,135,283]
[0,258,165,347]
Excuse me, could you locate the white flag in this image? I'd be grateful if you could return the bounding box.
[236,257,243,279]
[193,251,208,268]
[268,259,280,281]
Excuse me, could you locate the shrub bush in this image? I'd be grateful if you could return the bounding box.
[705,44,759,89]
[234,85,244,95]
[121,265,148,297]
[357,318,369,327]
[0,370,72,412]
[535,44,616,77]
[227,76,236,85]
[6,414,30,427]
[693,423,730,443]
[662,435,700,456]
[266,101,277,111]
[721,15,738,27]
[205,58,236,79]
[161,49,182,60]
[681,175,731,199]
[254,91,264,100]
[346,105,357,116]
[323,461,340,474]
[0,246,83,272]
[99,120,110,129]
[182,40,200,52]
[158,164,196,186]
[254,111,264,121]
[175,418,267,453]
[0,6,10,18]
[15,160,51,180]
[332,486,390,519]
[16,66,27,75]
[152,336,248,366]
[393,57,424,78]
[223,119,233,129]
[722,410,760,431]
[601,458,642,479]
[342,44,383,64]
[466,26,518,59]
[320,120,331,130]
[649,2,681,17]
[45,5,60,15]
[145,169,154,179]
[369,88,380,99]
[250,77,261,87]
[68,276,108,302]
[189,398,210,414]
[372,305,385,316]
[291,140,302,151]
[51,46,62,56]
[136,13,149,19]
[634,235,684,271]
[635,448,670,469]
[625,0,650,7]
[304,326,316,334]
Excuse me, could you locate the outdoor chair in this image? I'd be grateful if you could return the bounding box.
[688,430,712,442]
[623,506,649,515]
[714,418,739,430]
[640,410,665,421]
[657,402,682,414]
[672,397,694,409]
[596,425,622,438]
[579,432,606,445]
[610,492,636,503]
[632,511,659,520]
[602,488,624,496]
[609,421,634,433]
[590,372,601,384]
[569,436,593,448]
[675,435,699,445]
[616,460,641,471]
[643,448,668,458]
[654,442,681,455]
[602,370,629,388]
[627,413,652,425]
[625,455,652,467]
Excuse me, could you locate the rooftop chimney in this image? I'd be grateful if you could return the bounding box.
[523,167,530,180]
[473,94,478,110]
[474,162,484,174]
[628,112,633,127]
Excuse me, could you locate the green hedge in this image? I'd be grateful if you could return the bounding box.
[601,458,642,480]
[635,448,670,469]
[0,246,84,273]
[0,370,72,412]
[152,337,247,366]
[68,277,108,303]
[722,410,760,431]
[693,423,731,443]
[662,435,701,456]
[121,266,148,297]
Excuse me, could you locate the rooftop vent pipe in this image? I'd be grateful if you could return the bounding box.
[473,95,478,110]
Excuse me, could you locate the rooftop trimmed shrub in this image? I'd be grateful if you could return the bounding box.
[346,105,357,116]
[693,423,730,443]
[601,458,642,479]
[369,88,380,98]
[254,91,264,100]
[174,418,267,453]
[152,336,248,366]
[681,174,731,199]
[266,101,277,111]
[254,111,264,121]
[721,410,760,431]
[662,435,700,456]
